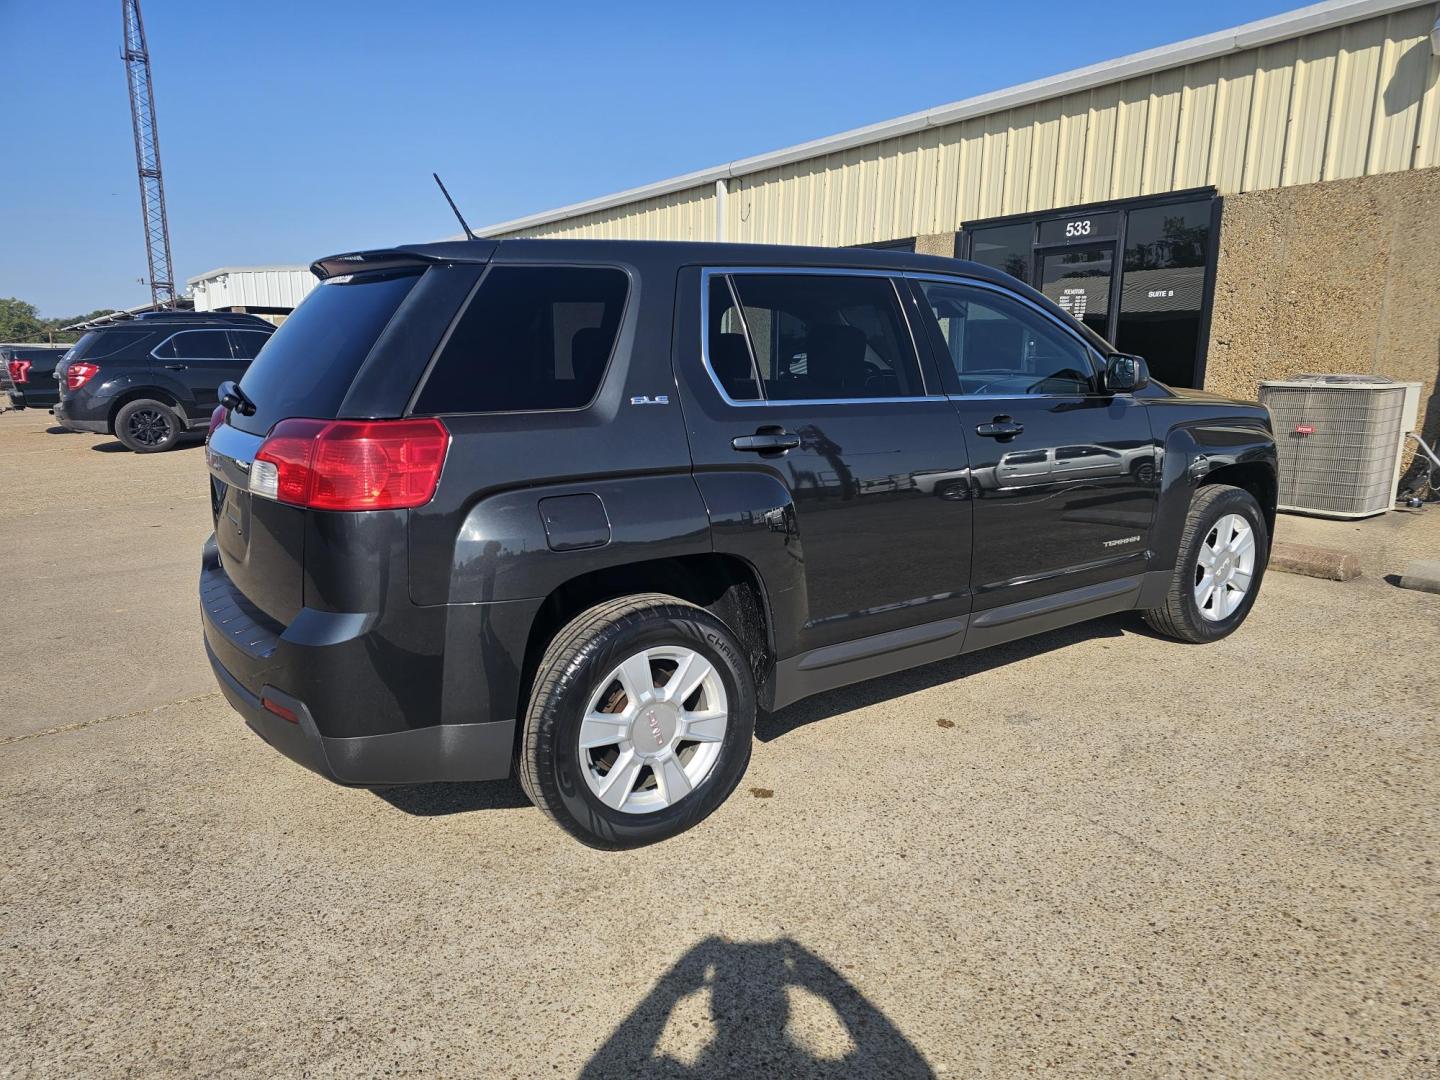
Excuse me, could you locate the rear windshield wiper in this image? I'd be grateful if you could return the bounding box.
[218,380,258,416]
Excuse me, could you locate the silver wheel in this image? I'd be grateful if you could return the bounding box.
[578,646,729,815]
[1194,512,1255,622]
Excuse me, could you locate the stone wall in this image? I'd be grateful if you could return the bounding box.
[1207,168,1440,455]
[913,233,957,258]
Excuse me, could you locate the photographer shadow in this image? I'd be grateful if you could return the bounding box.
[581,936,933,1079]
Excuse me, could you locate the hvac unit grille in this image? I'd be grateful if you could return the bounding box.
[1259,376,1409,518]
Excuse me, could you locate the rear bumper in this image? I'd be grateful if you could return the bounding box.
[52,399,109,433]
[200,535,518,786]
[12,388,59,410]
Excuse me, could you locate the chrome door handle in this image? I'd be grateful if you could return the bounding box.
[976,416,1024,439]
[164,363,188,371]
[732,431,801,453]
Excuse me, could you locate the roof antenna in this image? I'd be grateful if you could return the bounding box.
[433,172,476,241]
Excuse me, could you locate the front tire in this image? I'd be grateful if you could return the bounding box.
[114,398,182,453]
[519,593,755,849]
[1143,483,1268,643]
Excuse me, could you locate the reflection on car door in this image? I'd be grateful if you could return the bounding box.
[911,277,1158,613]
[677,267,974,655]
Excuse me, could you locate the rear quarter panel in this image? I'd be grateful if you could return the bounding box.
[407,248,705,607]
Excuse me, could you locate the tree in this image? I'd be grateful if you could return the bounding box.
[0,299,123,344]
[0,298,44,343]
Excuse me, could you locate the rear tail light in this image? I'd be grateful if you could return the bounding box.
[67,362,100,390]
[206,404,228,443]
[252,417,449,511]
[7,359,30,384]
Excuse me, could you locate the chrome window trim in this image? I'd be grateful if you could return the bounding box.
[698,266,944,408]
[149,328,238,362]
[903,270,1108,395]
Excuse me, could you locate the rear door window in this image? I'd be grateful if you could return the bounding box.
[413,266,628,414]
[707,273,925,402]
[232,269,421,434]
[154,330,234,362]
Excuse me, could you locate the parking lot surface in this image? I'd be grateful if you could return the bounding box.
[2,406,1437,1078]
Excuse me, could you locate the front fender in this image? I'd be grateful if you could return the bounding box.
[1150,419,1277,572]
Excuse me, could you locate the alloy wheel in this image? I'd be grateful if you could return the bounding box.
[126,407,172,447]
[578,646,729,815]
[1194,512,1255,622]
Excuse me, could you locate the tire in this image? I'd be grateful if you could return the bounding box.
[114,398,182,453]
[519,593,756,849]
[1143,483,1268,643]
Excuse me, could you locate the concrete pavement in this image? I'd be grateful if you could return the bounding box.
[2,407,1437,1078]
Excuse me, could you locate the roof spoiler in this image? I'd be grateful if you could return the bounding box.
[310,241,497,281]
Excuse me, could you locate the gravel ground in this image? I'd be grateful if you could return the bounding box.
[2,407,1437,1078]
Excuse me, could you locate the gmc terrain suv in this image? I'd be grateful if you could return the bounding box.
[202,240,1276,848]
[2,343,69,411]
[53,311,275,452]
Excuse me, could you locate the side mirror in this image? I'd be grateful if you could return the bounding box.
[1103,353,1149,394]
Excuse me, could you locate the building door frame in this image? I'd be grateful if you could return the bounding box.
[956,187,1223,388]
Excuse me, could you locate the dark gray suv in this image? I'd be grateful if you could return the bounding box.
[53,311,274,452]
[202,239,1276,847]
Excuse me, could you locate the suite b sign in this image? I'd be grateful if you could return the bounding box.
[1038,212,1119,245]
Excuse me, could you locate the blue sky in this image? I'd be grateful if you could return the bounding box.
[1,0,1301,316]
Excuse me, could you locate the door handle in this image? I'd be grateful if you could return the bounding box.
[976,415,1024,439]
[732,430,801,453]
[164,363,188,371]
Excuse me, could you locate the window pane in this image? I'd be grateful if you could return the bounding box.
[919,281,1095,396]
[170,330,234,360]
[414,266,627,414]
[1038,246,1112,340]
[727,274,923,401]
[234,269,420,435]
[965,223,1032,284]
[228,330,269,360]
[705,276,761,401]
[1116,200,1210,388]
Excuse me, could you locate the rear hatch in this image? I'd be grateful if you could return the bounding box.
[54,328,161,402]
[205,268,431,625]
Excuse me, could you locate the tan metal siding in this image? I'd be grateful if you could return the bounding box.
[493,185,717,241]
[495,6,1440,243]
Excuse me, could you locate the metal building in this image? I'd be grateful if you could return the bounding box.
[469,0,1440,444]
[187,265,316,323]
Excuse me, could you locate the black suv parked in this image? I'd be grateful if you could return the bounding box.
[3,343,69,411]
[202,240,1276,847]
[53,311,275,452]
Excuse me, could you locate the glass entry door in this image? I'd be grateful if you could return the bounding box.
[1037,245,1114,340]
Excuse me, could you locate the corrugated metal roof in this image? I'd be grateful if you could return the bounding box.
[474,0,1439,245]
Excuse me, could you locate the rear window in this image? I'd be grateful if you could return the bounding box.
[233,270,420,434]
[412,266,628,415]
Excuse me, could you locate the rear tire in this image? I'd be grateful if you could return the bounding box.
[519,593,755,849]
[114,398,182,453]
[1143,483,1268,643]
